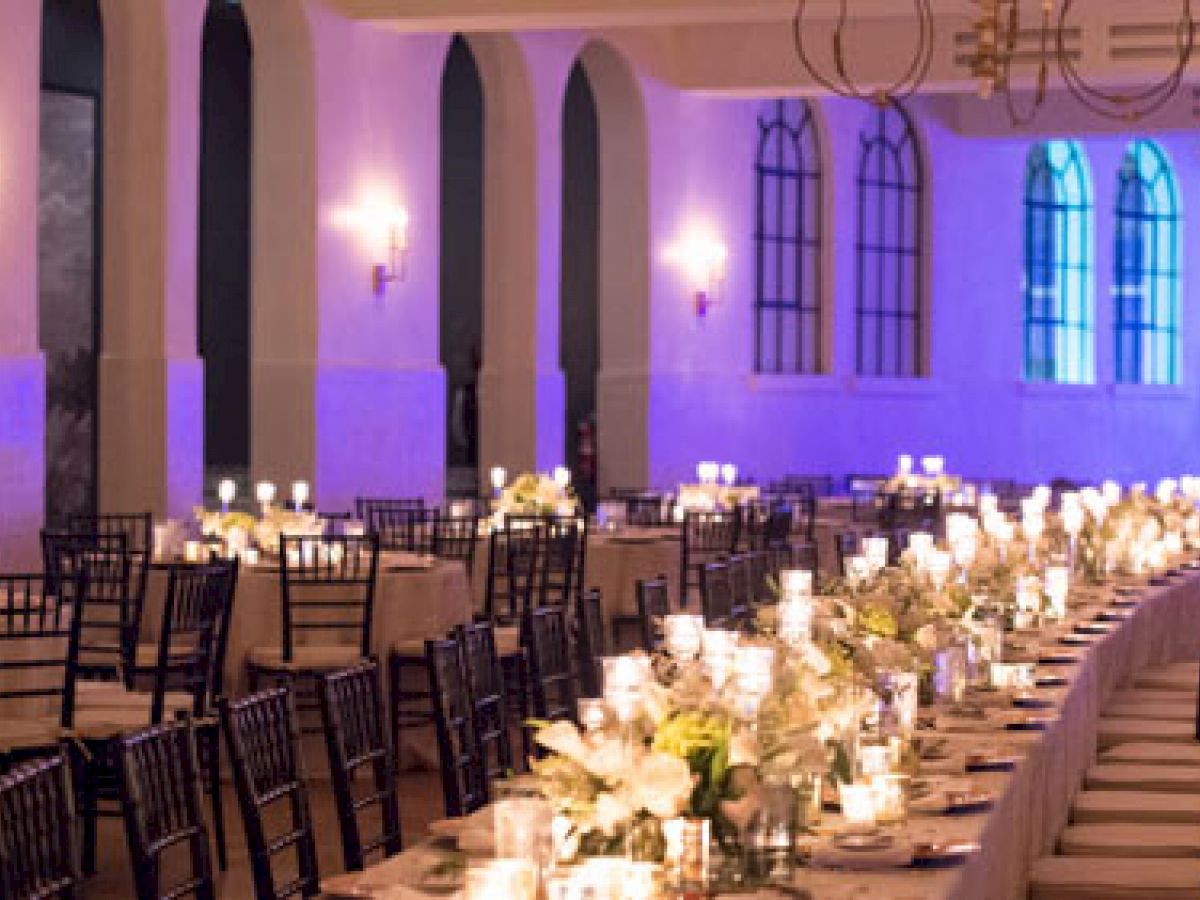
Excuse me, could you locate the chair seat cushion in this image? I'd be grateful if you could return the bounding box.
[1101,742,1200,767]
[494,626,521,657]
[0,717,64,753]
[1059,823,1200,858]
[1029,856,1200,899]
[1072,790,1200,825]
[247,645,367,672]
[1086,763,1200,793]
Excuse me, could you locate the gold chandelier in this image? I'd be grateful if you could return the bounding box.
[792,0,1196,123]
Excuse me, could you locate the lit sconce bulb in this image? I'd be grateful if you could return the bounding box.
[218,478,237,512]
[665,226,728,318]
[291,480,310,512]
[333,197,410,297]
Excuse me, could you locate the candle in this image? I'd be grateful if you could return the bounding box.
[845,554,871,584]
[857,743,894,779]
[777,597,813,646]
[183,540,202,563]
[663,818,710,890]
[897,454,913,476]
[921,455,945,478]
[577,698,609,733]
[838,782,877,830]
[218,478,236,512]
[979,493,998,517]
[243,547,260,566]
[465,860,537,900]
[601,655,649,722]
[1043,565,1069,620]
[733,644,774,717]
[702,629,738,689]
[552,466,571,490]
[870,774,908,826]
[780,568,813,600]
[907,532,935,568]
[663,614,704,661]
[255,480,276,512]
[291,480,310,511]
[720,463,738,487]
[927,549,953,590]
[490,466,507,495]
[862,536,889,573]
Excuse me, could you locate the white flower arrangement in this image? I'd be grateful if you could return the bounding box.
[494,473,580,519]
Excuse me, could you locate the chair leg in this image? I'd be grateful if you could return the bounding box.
[517,653,533,766]
[388,652,403,773]
[207,727,227,871]
[80,779,97,876]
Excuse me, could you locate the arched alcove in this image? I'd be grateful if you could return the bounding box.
[440,35,484,496]
[573,40,650,493]
[198,0,252,487]
[39,0,104,526]
[560,61,599,507]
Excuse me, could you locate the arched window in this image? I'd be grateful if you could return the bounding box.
[1023,140,1094,384]
[856,102,924,378]
[755,99,822,374]
[1114,140,1180,385]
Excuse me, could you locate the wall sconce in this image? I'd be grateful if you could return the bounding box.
[666,227,728,318]
[333,199,411,298]
[370,207,410,297]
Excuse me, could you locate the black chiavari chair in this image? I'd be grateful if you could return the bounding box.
[67,511,153,555]
[371,507,436,554]
[635,575,671,653]
[847,476,888,523]
[680,512,738,609]
[726,554,753,622]
[0,574,84,758]
[247,535,380,723]
[425,635,486,817]
[433,511,480,578]
[574,589,607,699]
[621,492,671,527]
[523,606,577,725]
[355,497,425,530]
[116,719,215,900]
[0,752,80,900]
[484,524,542,624]
[506,515,579,609]
[41,531,138,683]
[317,661,402,872]
[457,621,515,789]
[220,687,320,900]
[699,560,736,629]
[835,531,859,578]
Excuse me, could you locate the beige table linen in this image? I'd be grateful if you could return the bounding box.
[142,557,473,697]
[336,572,1200,900]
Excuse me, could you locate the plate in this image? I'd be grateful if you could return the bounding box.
[910,840,982,868]
[1005,715,1053,731]
[1074,623,1112,635]
[1094,611,1130,623]
[965,754,1019,772]
[1035,675,1069,688]
[945,791,995,814]
[1012,694,1054,710]
[832,830,894,852]
[1038,653,1080,665]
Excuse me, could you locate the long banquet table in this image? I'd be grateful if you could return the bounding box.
[327,570,1200,900]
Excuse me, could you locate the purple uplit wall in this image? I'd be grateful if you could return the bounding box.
[640,91,1200,487]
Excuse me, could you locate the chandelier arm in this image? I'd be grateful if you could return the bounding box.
[998,0,1051,126]
[1054,0,1194,118]
[791,0,935,104]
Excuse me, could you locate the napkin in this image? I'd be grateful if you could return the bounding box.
[809,838,914,870]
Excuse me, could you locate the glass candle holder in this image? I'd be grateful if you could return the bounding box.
[777,597,813,645]
[494,797,553,864]
[702,629,738,689]
[183,540,202,563]
[1043,566,1069,621]
[1014,575,1042,629]
[780,568,813,599]
[465,860,538,900]
[663,818,710,891]
[845,555,871,584]
[875,669,919,737]
[933,645,968,704]
[577,698,610,734]
[838,782,877,832]
[862,537,889,574]
[663,614,704,661]
[733,644,775,718]
[601,656,649,723]
[870,774,909,826]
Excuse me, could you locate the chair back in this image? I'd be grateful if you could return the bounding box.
[433,512,480,576]
[484,525,542,623]
[220,687,320,900]
[621,492,671,527]
[355,497,425,528]
[726,554,753,620]
[369,507,436,554]
[523,605,577,723]
[574,589,606,698]
[210,558,241,703]
[66,512,153,555]
[0,752,80,900]
[680,512,738,607]
[847,476,888,522]
[42,531,141,682]
[0,573,84,728]
[148,563,232,722]
[316,661,402,872]
[425,636,486,817]
[699,560,735,628]
[635,575,671,653]
[456,622,513,795]
[278,535,380,662]
[116,719,215,900]
[835,532,859,577]
[535,516,582,608]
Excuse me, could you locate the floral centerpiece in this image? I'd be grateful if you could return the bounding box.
[495,473,580,519]
[193,505,324,555]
